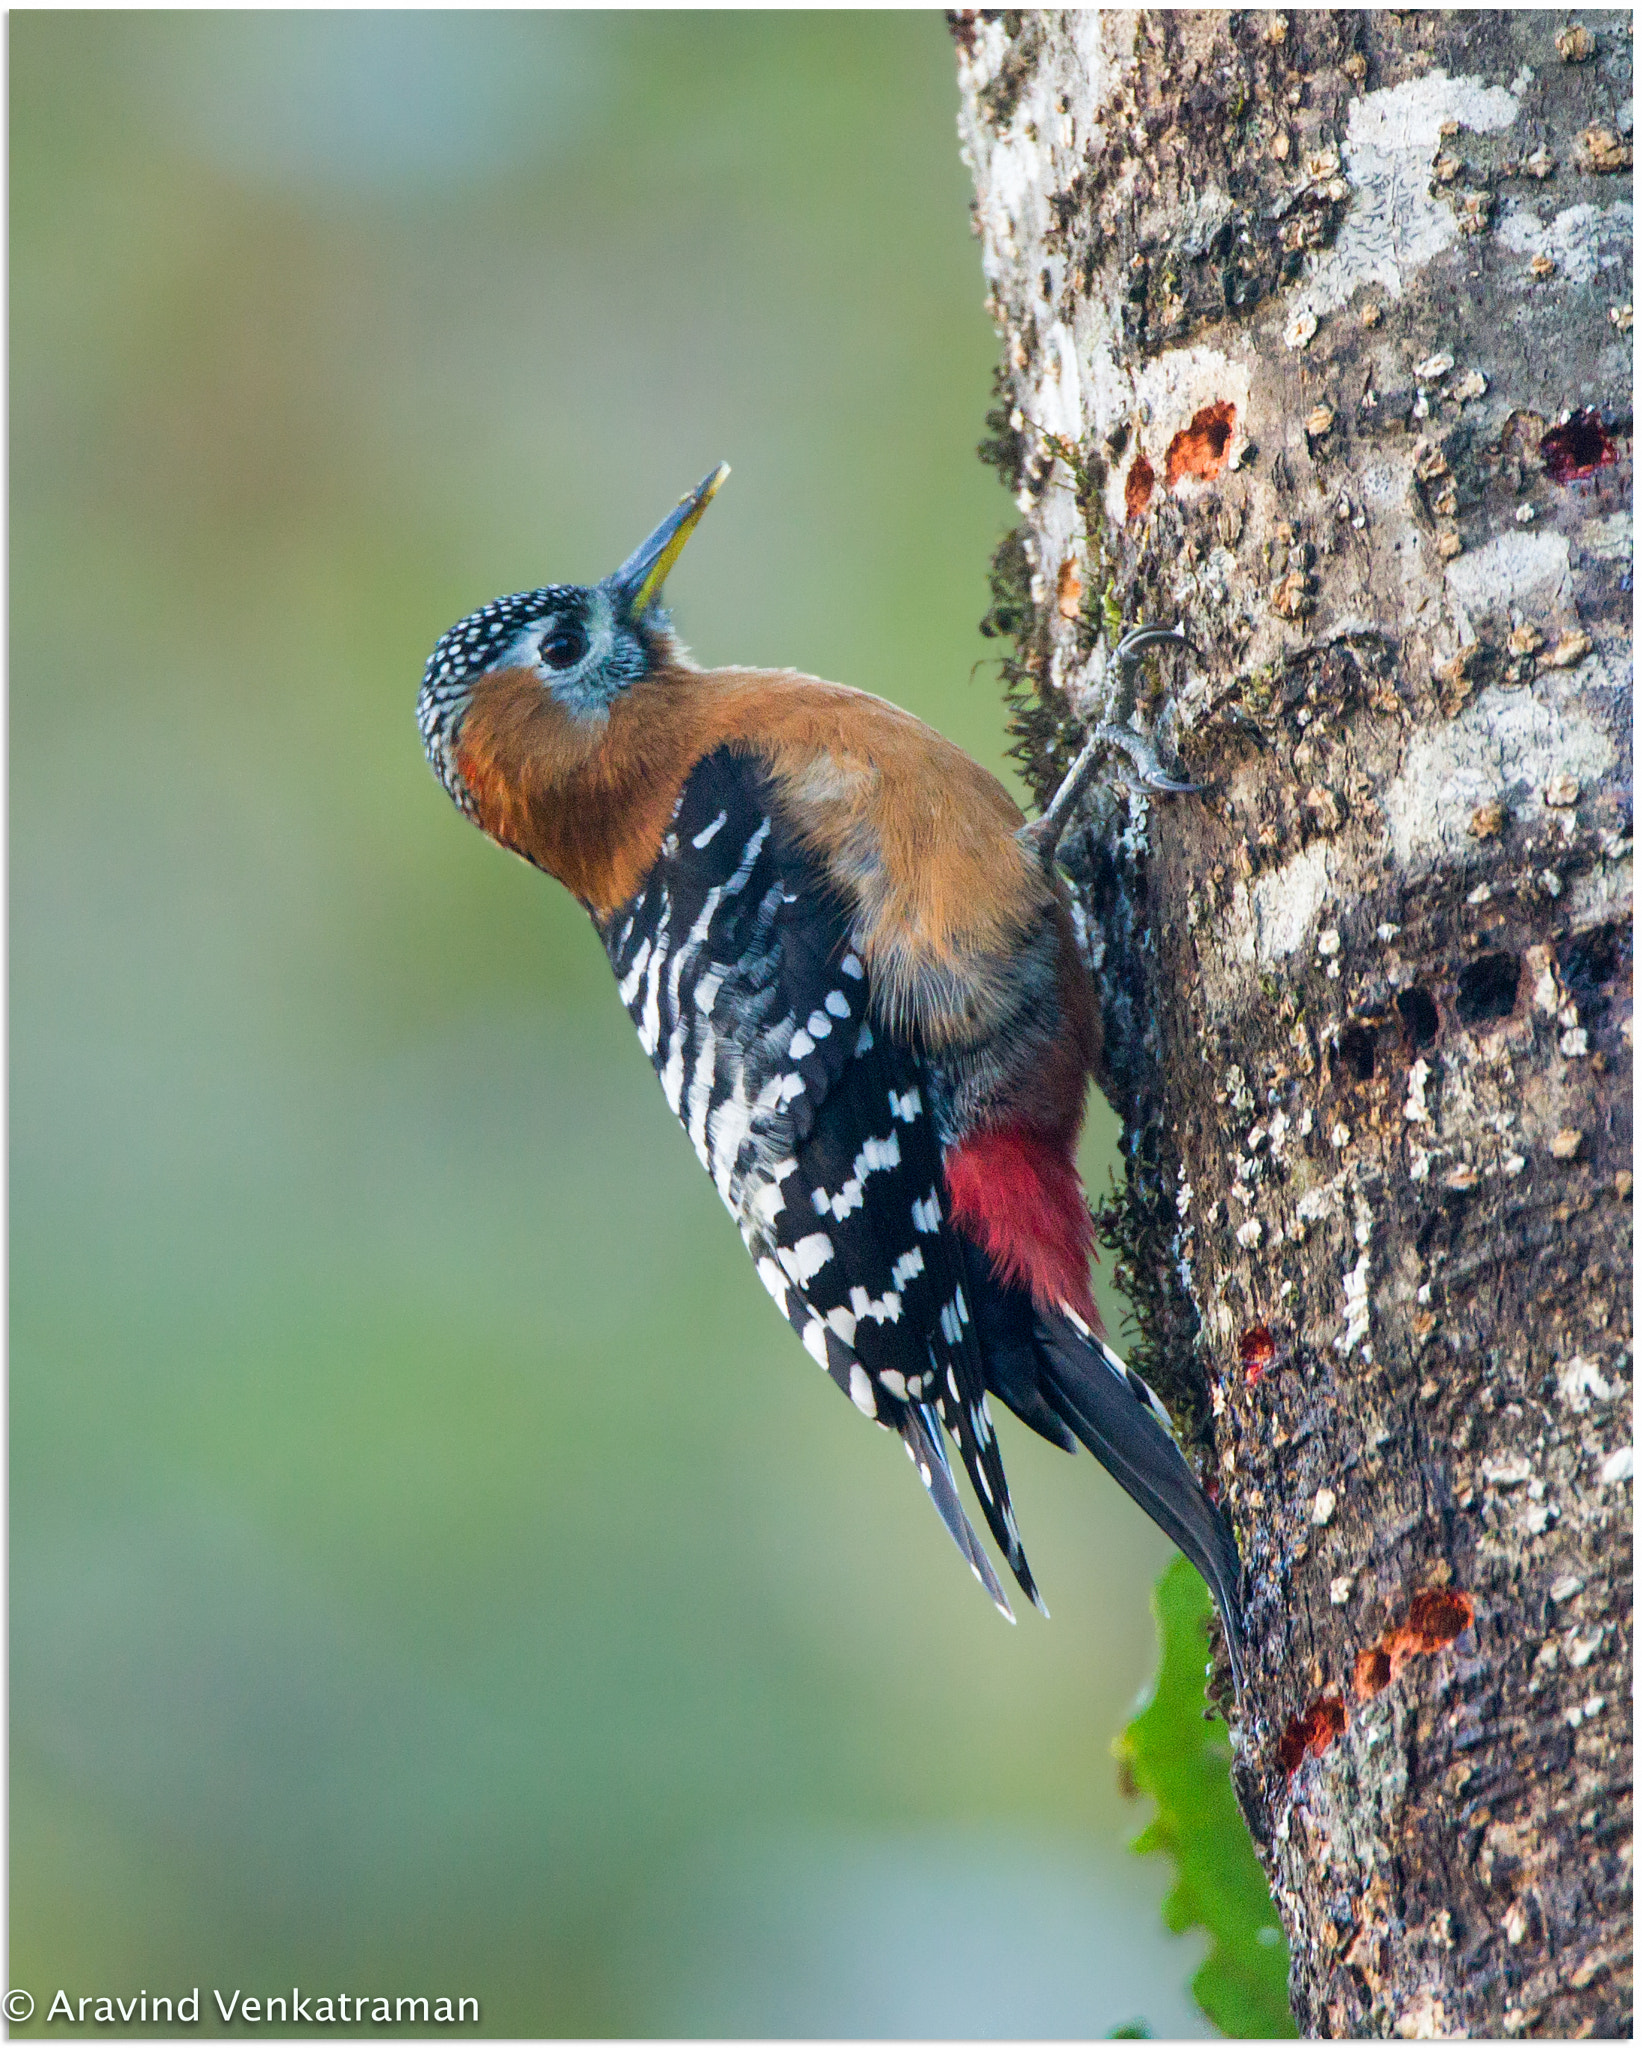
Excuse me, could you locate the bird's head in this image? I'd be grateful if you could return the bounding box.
[418,464,728,816]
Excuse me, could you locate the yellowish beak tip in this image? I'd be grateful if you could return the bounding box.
[617,462,732,617]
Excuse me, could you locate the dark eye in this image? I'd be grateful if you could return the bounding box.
[538,620,589,670]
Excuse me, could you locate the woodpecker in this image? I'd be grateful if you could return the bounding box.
[419,466,1243,1685]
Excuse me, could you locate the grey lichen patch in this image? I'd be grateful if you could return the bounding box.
[1381,683,1621,870]
[1444,528,1577,637]
[1495,194,1634,285]
[1290,71,1521,325]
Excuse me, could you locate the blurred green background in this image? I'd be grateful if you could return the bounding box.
[11,13,1208,2037]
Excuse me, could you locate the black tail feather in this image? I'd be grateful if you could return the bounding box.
[899,1403,1016,1622]
[1033,1308,1245,1694]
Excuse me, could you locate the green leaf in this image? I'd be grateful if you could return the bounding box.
[1115,1559,1297,2039]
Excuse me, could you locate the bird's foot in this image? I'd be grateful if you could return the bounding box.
[1088,719,1201,796]
[1089,621,1198,793]
[1021,622,1197,866]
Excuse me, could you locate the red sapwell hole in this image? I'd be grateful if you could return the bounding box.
[1165,400,1237,487]
[1540,409,1617,483]
[1353,1587,1475,1700]
[1124,449,1156,520]
[1353,1644,1393,1700]
[1278,1693,1347,1776]
[1239,1326,1276,1384]
[1404,1587,1475,1648]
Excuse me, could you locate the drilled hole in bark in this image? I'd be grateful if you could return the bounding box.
[1278,1694,1347,1776]
[1558,922,1625,1023]
[1404,1587,1475,1647]
[1395,986,1440,1048]
[1239,1326,1276,1384]
[1454,952,1522,1027]
[1353,1589,1475,1702]
[1164,401,1236,486]
[1354,1645,1392,1700]
[1334,1023,1377,1081]
[1124,450,1155,520]
[1540,409,1617,483]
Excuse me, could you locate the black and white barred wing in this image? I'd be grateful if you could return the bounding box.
[600,746,863,1191]
[599,746,1039,1616]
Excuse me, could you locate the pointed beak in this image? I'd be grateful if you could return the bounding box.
[610,463,730,618]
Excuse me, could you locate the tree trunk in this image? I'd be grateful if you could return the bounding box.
[954,10,1632,2037]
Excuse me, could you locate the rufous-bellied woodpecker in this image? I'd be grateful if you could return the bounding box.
[418,466,1243,1683]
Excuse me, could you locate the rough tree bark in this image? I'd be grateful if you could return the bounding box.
[953,11,1631,2038]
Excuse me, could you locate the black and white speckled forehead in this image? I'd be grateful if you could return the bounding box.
[417,586,574,816]
[423,586,574,692]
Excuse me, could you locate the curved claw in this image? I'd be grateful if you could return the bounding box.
[1114,621,1188,667]
[1130,765,1195,794]
[1090,721,1201,798]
